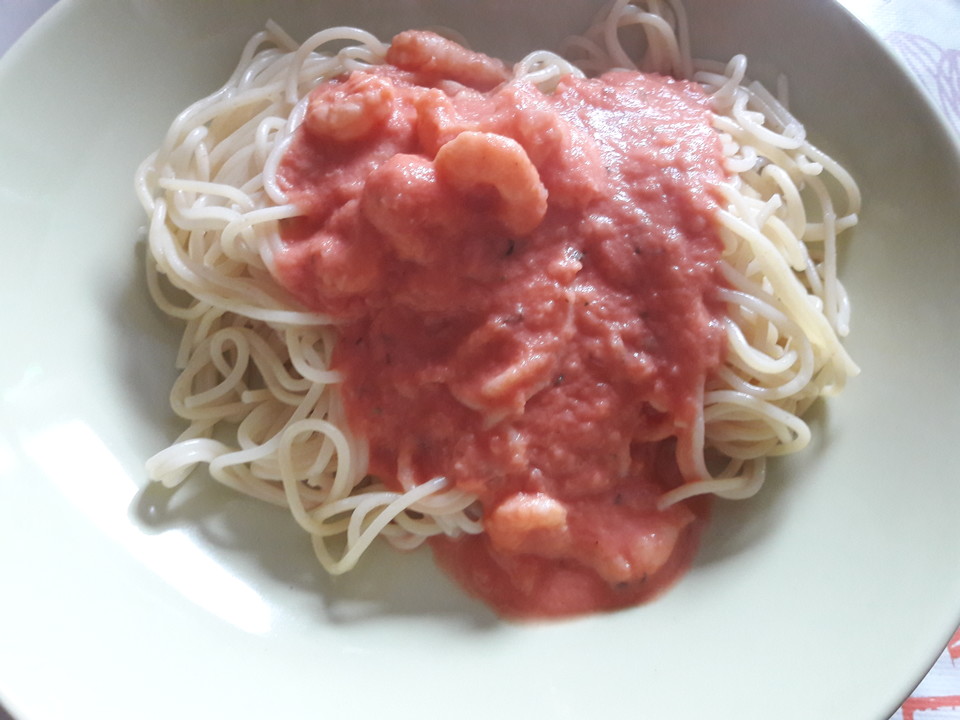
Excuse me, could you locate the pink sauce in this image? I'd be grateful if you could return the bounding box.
[274,32,729,618]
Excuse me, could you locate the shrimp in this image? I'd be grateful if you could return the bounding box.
[304,72,395,142]
[434,131,548,236]
[386,30,510,91]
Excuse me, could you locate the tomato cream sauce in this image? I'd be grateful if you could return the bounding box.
[274,31,729,618]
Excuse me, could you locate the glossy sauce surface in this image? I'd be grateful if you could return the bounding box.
[275,32,729,617]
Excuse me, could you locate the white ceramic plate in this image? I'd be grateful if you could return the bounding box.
[1,1,958,718]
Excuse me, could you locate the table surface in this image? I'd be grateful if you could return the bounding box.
[1,1,958,719]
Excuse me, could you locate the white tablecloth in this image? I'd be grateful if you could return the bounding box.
[1,1,958,718]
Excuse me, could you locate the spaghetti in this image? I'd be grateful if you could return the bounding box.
[135,0,859,612]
